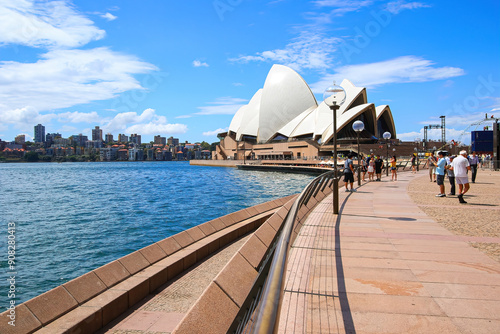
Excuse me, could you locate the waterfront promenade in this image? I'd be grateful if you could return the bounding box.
[278,171,500,333]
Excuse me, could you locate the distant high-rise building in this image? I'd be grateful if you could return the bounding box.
[46,133,61,146]
[15,134,25,144]
[71,134,88,147]
[92,126,103,141]
[154,135,166,145]
[105,133,114,143]
[167,136,179,146]
[130,134,141,145]
[118,134,128,143]
[34,124,45,143]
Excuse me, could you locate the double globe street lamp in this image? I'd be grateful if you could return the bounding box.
[352,120,364,186]
[324,82,346,215]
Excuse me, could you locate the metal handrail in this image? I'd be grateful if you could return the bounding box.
[251,170,335,333]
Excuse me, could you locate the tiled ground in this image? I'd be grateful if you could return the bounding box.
[278,171,500,334]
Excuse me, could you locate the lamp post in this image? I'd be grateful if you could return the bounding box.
[324,82,346,214]
[383,132,391,176]
[352,120,364,186]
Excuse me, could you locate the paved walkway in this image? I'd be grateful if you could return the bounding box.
[278,171,500,334]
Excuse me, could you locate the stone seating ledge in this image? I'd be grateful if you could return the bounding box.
[172,184,333,334]
[0,194,298,334]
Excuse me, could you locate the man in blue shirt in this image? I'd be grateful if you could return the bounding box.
[344,153,355,192]
[434,151,447,197]
[468,151,480,183]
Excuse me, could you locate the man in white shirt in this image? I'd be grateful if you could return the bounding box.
[449,150,471,204]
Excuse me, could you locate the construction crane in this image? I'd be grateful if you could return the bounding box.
[423,116,446,151]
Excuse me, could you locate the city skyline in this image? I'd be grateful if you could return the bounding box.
[0,1,499,144]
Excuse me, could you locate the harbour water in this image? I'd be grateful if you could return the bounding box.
[0,161,312,307]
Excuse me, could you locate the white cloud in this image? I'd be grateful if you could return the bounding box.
[312,0,373,16]
[0,47,157,128]
[57,111,101,123]
[230,30,341,72]
[125,123,187,135]
[103,108,187,135]
[175,115,193,119]
[233,82,244,87]
[0,106,55,132]
[310,56,465,93]
[196,97,248,115]
[386,1,431,14]
[0,0,105,48]
[193,60,209,67]
[203,127,228,136]
[101,12,117,21]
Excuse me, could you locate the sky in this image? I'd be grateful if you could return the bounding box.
[0,0,499,145]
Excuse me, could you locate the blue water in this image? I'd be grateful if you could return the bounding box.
[0,161,312,308]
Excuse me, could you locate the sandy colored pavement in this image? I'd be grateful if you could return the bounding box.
[279,170,500,334]
[407,169,500,262]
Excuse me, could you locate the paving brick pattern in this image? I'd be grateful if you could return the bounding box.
[278,171,500,334]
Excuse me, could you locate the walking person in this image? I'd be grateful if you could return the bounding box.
[446,155,456,196]
[411,153,417,174]
[367,155,375,181]
[434,151,446,197]
[374,155,383,181]
[343,153,355,192]
[361,154,367,181]
[468,151,479,183]
[428,152,437,182]
[449,150,471,204]
[390,155,397,181]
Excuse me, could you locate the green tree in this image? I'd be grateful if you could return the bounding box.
[24,151,39,162]
[200,141,211,150]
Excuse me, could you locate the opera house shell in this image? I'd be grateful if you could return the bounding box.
[215,64,396,161]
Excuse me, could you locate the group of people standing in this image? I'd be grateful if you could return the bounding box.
[343,153,397,192]
[429,150,473,204]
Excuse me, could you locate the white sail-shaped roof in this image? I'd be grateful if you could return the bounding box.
[225,64,395,145]
[321,103,377,144]
[228,105,246,134]
[275,106,316,138]
[236,89,262,140]
[375,104,396,138]
[257,64,317,143]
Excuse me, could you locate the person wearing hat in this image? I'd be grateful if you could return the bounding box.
[449,150,471,204]
[434,151,447,197]
[446,155,456,196]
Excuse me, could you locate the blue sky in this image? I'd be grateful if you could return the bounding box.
[1,0,499,144]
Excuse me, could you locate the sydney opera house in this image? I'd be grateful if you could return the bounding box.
[214,64,396,161]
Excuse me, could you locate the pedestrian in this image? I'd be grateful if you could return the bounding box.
[411,153,417,174]
[468,151,479,183]
[446,155,456,196]
[374,155,383,181]
[449,150,471,204]
[434,151,446,197]
[428,152,437,182]
[361,154,367,181]
[390,155,397,181]
[343,153,356,192]
[368,156,375,181]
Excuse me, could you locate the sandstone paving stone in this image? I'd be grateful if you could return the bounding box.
[278,170,500,333]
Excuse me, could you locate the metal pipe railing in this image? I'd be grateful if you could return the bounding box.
[250,170,334,334]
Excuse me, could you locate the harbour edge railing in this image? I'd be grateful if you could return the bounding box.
[229,170,335,334]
